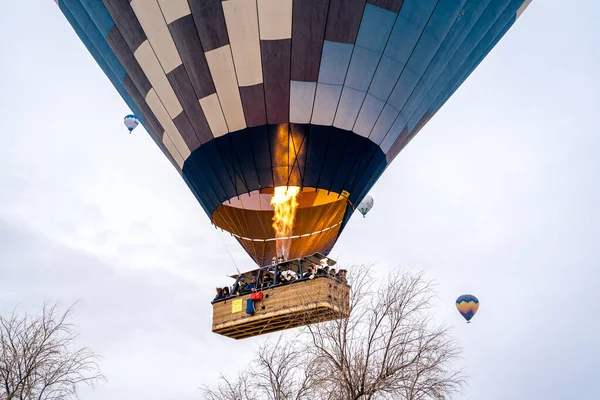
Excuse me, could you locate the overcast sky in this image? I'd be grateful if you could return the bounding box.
[1,0,599,399]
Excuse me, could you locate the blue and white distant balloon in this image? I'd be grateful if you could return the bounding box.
[123,114,139,133]
[357,195,374,218]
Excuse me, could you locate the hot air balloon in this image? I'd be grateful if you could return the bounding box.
[51,0,531,266]
[123,114,139,133]
[357,194,374,218]
[51,0,530,338]
[456,294,479,323]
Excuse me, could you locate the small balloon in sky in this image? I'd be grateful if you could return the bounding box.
[456,294,479,323]
[357,195,374,218]
[123,114,139,133]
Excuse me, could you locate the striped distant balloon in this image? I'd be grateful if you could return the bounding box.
[52,0,532,266]
[456,294,480,323]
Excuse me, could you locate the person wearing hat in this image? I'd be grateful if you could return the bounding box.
[232,277,246,296]
[244,276,258,293]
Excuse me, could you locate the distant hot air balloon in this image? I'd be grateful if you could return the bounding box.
[52,0,531,267]
[123,114,139,133]
[357,195,374,218]
[456,294,479,323]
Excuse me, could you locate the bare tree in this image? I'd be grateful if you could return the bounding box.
[202,267,465,400]
[305,266,465,400]
[202,336,317,400]
[201,371,252,400]
[0,302,104,400]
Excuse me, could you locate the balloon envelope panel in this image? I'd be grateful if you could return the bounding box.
[54,0,531,265]
[212,187,347,266]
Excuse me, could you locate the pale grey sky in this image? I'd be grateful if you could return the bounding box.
[1,0,599,399]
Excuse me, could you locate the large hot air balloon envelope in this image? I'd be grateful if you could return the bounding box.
[53,0,531,266]
[456,294,479,323]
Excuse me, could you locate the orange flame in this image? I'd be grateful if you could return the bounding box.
[270,186,300,258]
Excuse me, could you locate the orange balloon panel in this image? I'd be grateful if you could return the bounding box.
[233,225,342,268]
[212,188,347,266]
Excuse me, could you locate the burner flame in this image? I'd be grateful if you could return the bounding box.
[270,186,300,258]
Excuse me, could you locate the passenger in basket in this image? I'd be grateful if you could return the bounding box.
[213,287,223,301]
[316,262,329,276]
[222,286,230,298]
[232,277,245,296]
[336,269,348,284]
[262,272,274,288]
[329,268,337,279]
[244,276,258,293]
[303,266,316,279]
[281,269,298,282]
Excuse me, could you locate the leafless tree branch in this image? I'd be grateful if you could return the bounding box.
[0,301,105,400]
